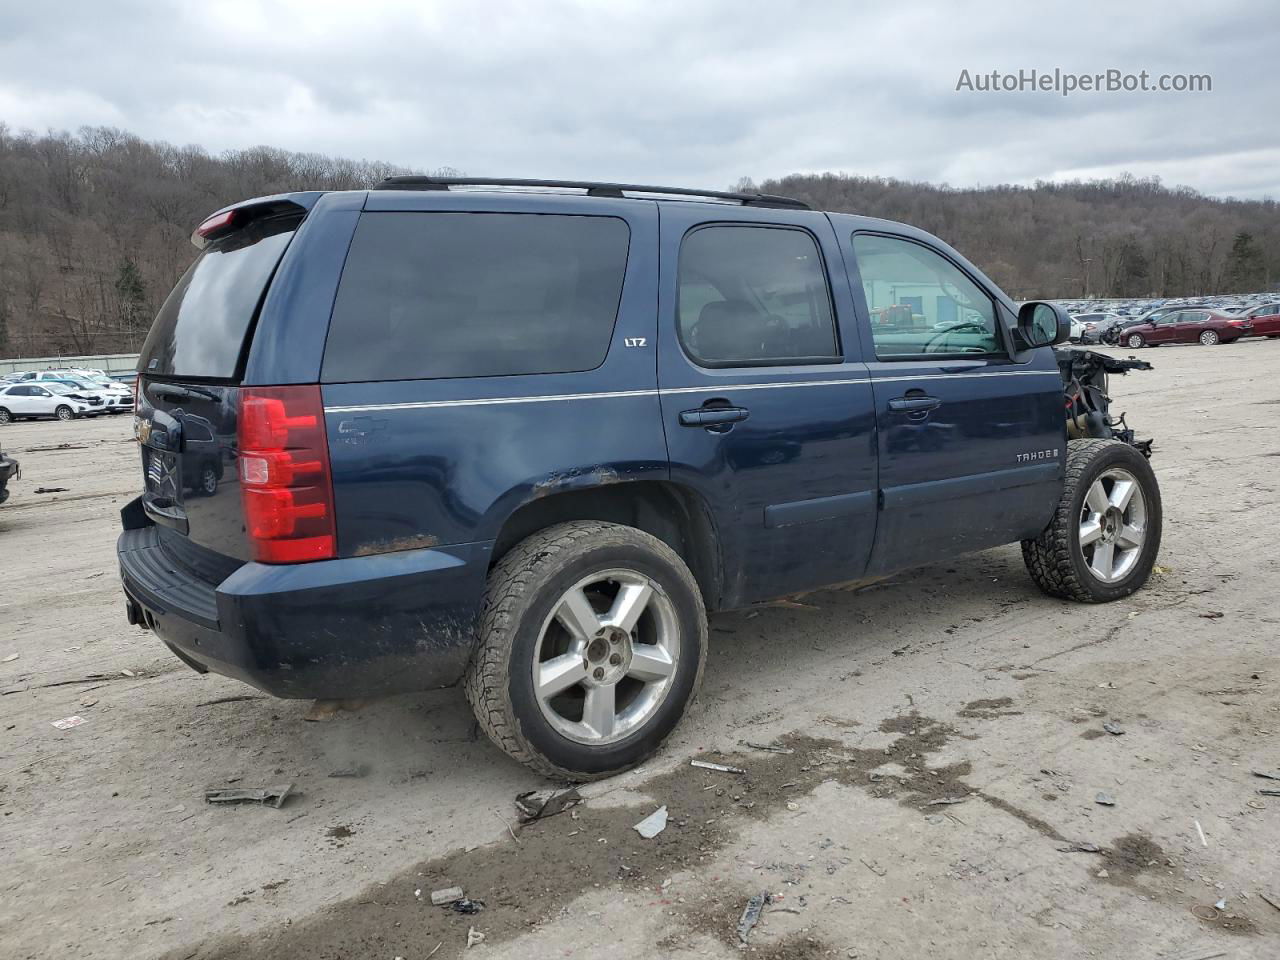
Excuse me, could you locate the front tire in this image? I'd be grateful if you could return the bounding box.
[0,407,10,426]
[465,521,707,780]
[1199,329,1220,346]
[1022,439,1162,603]
[1126,333,1145,348]
[55,405,74,421]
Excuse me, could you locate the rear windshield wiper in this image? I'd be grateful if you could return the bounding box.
[148,382,221,403]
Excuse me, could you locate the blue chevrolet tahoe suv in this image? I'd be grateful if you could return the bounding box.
[118,177,1162,779]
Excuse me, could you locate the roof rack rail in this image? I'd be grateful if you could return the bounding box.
[371,176,810,210]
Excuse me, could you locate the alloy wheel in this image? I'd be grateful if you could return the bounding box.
[1079,467,1147,583]
[533,568,679,745]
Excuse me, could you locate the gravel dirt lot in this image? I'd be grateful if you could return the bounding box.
[2,343,1277,960]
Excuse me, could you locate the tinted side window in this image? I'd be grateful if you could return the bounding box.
[852,234,1000,359]
[677,226,838,366]
[323,213,630,382]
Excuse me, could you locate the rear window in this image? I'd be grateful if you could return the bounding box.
[322,212,630,382]
[138,216,299,379]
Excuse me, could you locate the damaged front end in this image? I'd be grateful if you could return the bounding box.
[1055,347,1153,457]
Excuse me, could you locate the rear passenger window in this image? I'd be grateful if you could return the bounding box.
[677,226,839,366]
[323,213,629,382]
[852,233,1000,358]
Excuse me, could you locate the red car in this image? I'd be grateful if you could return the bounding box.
[1240,301,1280,338]
[1119,308,1253,347]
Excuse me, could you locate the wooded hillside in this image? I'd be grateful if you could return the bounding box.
[1,124,1277,357]
[0,125,426,358]
[744,173,1280,302]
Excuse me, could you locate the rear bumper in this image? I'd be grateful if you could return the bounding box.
[117,501,493,699]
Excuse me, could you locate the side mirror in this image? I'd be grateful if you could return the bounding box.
[1014,301,1071,349]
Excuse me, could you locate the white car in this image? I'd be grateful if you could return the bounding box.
[80,375,134,410]
[0,383,95,424]
[17,370,132,412]
[39,377,121,414]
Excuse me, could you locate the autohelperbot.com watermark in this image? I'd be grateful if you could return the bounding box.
[955,68,1212,96]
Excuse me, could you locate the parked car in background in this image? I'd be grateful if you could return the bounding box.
[69,375,133,412]
[8,370,132,411]
[0,383,96,423]
[41,377,119,413]
[1118,309,1253,347]
[1071,312,1124,344]
[1089,316,1130,344]
[1240,301,1280,338]
[0,442,18,503]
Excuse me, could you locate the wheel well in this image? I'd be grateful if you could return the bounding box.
[491,481,723,610]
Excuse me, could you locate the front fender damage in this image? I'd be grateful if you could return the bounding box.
[1055,347,1153,456]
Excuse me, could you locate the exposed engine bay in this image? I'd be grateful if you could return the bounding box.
[1055,347,1153,456]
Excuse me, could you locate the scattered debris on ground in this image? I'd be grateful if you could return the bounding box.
[50,715,86,730]
[690,759,746,774]
[513,787,581,823]
[204,783,293,809]
[736,891,771,943]
[632,805,668,839]
[430,886,465,906]
[739,740,795,754]
[1057,842,1103,853]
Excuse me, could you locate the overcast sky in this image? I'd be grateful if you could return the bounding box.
[2,0,1277,199]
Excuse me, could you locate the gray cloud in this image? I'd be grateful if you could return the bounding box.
[2,0,1277,198]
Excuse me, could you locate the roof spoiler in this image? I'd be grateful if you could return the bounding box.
[191,192,326,249]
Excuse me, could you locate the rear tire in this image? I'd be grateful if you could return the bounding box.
[1199,329,1220,346]
[1126,333,1145,348]
[198,465,219,496]
[1022,439,1162,603]
[0,407,10,425]
[55,405,74,421]
[465,521,707,780]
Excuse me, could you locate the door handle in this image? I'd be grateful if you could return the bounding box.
[888,396,941,413]
[679,406,750,427]
[890,396,942,422]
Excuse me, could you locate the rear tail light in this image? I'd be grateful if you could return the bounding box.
[237,385,336,563]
